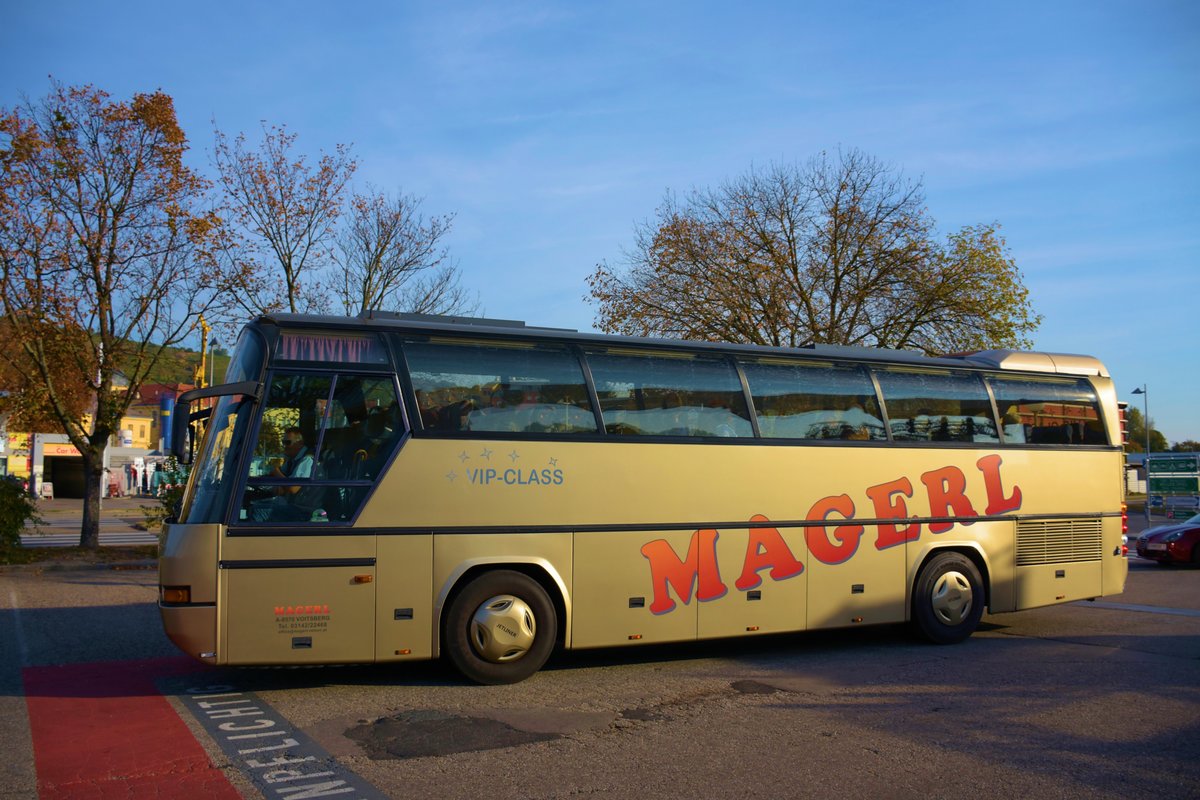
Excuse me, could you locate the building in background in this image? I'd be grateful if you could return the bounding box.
[1,380,194,499]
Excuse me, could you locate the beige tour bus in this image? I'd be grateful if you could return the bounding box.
[160,311,1128,684]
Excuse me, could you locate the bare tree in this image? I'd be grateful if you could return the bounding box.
[212,123,356,318]
[0,83,237,547]
[334,187,476,316]
[588,150,1040,354]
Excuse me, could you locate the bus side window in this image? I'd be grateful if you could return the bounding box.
[321,376,404,482]
[875,370,998,444]
[741,360,886,441]
[402,339,598,436]
[587,351,753,438]
[988,376,1107,447]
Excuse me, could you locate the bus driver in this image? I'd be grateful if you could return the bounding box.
[270,427,314,520]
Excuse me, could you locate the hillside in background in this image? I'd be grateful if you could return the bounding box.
[140,346,229,392]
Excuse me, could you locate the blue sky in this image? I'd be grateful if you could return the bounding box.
[3,1,1197,443]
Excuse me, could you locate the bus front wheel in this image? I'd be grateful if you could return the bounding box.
[911,552,984,644]
[443,570,557,684]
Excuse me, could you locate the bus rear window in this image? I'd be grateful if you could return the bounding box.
[404,340,598,435]
[989,376,1107,445]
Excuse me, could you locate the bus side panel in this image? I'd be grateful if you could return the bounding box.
[807,525,907,630]
[1015,562,1102,610]
[697,526,808,639]
[572,530,697,648]
[219,534,377,665]
[1012,516,1121,610]
[375,534,434,662]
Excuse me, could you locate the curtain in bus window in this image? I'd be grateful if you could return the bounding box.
[988,376,1106,445]
[588,352,753,438]
[403,340,597,434]
[875,369,999,443]
[277,331,388,364]
[741,361,886,440]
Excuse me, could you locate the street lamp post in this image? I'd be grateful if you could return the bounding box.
[1132,385,1150,522]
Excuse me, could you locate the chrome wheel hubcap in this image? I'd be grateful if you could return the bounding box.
[931,570,973,626]
[469,594,536,663]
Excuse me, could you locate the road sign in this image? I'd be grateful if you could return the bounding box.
[1148,476,1200,495]
[1146,454,1200,474]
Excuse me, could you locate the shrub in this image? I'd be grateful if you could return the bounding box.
[139,456,189,543]
[0,476,41,555]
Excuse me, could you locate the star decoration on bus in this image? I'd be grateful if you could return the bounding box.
[480,448,493,460]
[509,450,520,463]
[458,451,470,463]
[445,470,457,482]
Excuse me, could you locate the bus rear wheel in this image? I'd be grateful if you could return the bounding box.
[911,552,984,644]
[444,570,557,685]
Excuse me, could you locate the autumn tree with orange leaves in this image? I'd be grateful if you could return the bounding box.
[589,150,1041,355]
[0,83,239,548]
[0,317,92,433]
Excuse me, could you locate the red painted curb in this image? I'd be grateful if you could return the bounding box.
[23,657,242,800]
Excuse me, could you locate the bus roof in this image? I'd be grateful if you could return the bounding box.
[256,311,1109,378]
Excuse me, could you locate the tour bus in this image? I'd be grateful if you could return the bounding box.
[160,311,1128,684]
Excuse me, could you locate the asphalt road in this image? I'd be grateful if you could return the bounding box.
[1,540,1197,799]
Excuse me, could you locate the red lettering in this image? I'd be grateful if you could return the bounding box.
[735,515,804,590]
[274,606,285,616]
[866,477,921,549]
[920,465,978,533]
[640,529,726,614]
[805,494,864,565]
[977,454,1022,515]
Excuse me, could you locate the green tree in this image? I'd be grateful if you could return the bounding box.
[1170,440,1200,452]
[0,475,42,556]
[588,150,1041,355]
[0,82,237,548]
[1124,406,1167,453]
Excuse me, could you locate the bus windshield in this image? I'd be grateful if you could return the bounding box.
[224,327,267,384]
[179,393,256,524]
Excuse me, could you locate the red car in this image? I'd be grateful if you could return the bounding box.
[1136,513,1200,565]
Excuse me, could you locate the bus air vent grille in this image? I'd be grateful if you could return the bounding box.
[1016,519,1103,566]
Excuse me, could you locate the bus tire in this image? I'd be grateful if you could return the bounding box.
[443,570,557,685]
[911,552,984,644]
